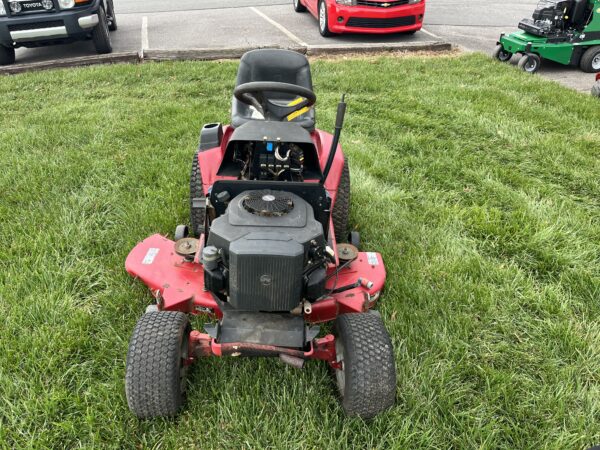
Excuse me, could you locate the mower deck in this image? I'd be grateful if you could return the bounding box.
[126,233,385,325]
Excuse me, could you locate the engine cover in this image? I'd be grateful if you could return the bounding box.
[207,190,325,311]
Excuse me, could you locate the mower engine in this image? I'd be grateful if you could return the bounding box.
[203,189,328,312]
[519,0,576,36]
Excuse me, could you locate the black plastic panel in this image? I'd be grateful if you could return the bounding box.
[219,311,305,347]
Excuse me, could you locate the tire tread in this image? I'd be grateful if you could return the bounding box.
[335,312,396,419]
[125,311,189,418]
[332,156,350,243]
[190,149,206,237]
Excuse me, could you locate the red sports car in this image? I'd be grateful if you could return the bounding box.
[294,0,426,36]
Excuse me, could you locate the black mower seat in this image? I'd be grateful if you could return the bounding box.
[231,49,315,131]
[569,0,589,28]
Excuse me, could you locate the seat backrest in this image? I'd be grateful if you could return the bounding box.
[570,0,589,27]
[231,49,316,131]
[235,49,313,89]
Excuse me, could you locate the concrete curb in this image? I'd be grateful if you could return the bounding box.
[142,45,305,62]
[0,51,141,75]
[306,41,452,55]
[0,41,452,74]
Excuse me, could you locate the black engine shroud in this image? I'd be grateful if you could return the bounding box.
[204,189,326,312]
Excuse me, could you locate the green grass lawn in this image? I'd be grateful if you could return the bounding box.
[1,52,599,449]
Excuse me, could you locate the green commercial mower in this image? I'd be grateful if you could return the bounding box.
[494,0,600,73]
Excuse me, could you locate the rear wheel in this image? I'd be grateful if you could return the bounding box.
[0,46,15,66]
[190,149,206,237]
[293,0,307,12]
[334,312,396,419]
[518,53,541,73]
[91,6,112,54]
[332,156,350,244]
[580,46,600,73]
[125,311,191,418]
[318,0,333,37]
[493,44,512,62]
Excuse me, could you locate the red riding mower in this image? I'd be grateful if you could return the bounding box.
[124,49,396,420]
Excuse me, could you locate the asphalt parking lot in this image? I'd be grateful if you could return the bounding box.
[10,0,597,91]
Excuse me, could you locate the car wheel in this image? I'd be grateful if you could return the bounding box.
[106,0,117,31]
[333,312,397,419]
[318,0,333,37]
[92,6,112,54]
[518,53,541,73]
[493,44,512,62]
[580,46,600,73]
[0,46,15,66]
[293,0,307,12]
[125,311,191,418]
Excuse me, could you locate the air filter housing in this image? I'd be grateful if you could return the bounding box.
[243,191,294,217]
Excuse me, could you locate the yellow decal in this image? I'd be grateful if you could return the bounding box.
[287,97,304,107]
[287,106,310,121]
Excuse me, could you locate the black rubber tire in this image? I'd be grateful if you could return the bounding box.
[492,44,512,62]
[318,0,333,37]
[174,224,189,241]
[0,46,15,66]
[293,0,307,12]
[125,311,191,419]
[332,156,350,244]
[579,46,600,73]
[517,53,541,73]
[592,82,600,98]
[334,312,396,419]
[190,149,206,237]
[348,231,360,249]
[91,6,112,54]
[106,0,118,31]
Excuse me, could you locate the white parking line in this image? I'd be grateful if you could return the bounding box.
[141,16,149,54]
[420,27,440,39]
[250,7,308,47]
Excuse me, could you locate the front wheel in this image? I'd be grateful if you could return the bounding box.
[91,6,113,54]
[318,0,333,37]
[125,311,191,418]
[518,53,541,73]
[493,44,512,62]
[106,0,118,31]
[580,46,600,73]
[334,312,397,419]
[0,46,15,66]
[293,0,307,12]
